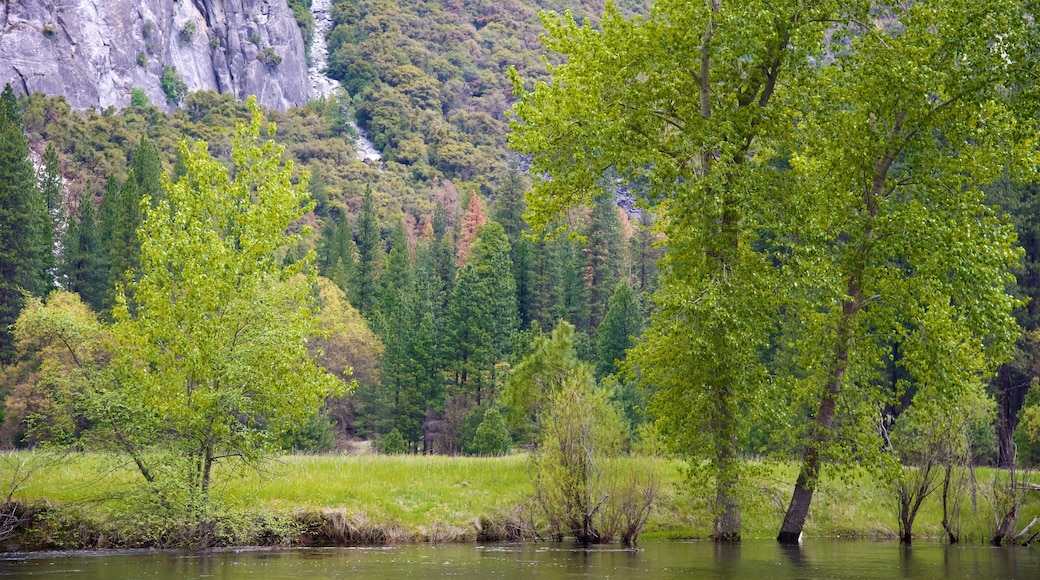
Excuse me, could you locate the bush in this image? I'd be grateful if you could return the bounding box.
[377,428,408,454]
[259,47,283,67]
[281,412,337,453]
[467,408,511,456]
[179,21,196,44]
[161,66,187,105]
[130,88,149,107]
[530,365,657,545]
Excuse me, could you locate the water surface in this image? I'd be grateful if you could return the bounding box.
[2,539,1038,579]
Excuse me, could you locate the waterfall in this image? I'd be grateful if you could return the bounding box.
[309,0,381,162]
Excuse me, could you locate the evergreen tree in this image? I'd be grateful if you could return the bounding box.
[129,136,164,204]
[528,234,567,330]
[595,282,643,379]
[586,191,625,331]
[0,84,51,362]
[318,211,357,293]
[492,172,535,328]
[58,193,108,312]
[352,187,381,315]
[108,169,144,294]
[40,143,63,219]
[445,221,518,404]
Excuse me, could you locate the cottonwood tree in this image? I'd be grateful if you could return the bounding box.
[510,0,843,541]
[775,0,1035,543]
[97,98,346,522]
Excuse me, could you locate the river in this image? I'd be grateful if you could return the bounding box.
[2,540,1037,579]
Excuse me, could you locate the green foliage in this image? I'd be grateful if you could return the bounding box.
[130,87,149,106]
[445,220,518,401]
[502,321,580,445]
[281,412,338,453]
[178,21,197,44]
[259,47,283,67]
[94,98,345,514]
[57,194,108,313]
[530,363,656,544]
[0,292,105,447]
[511,0,1036,543]
[595,282,642,379]
[377,427,408,454]
[0,85,53,363]
[467,407,511,457]
[288,0,315,61]
[160,66,187,105]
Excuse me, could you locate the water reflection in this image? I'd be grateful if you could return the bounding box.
[1,540,1037,579]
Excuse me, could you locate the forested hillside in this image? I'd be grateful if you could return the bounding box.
[3,0,1040,548]
[0,0,661,457]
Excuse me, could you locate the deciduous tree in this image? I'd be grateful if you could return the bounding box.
[97,98,346,521]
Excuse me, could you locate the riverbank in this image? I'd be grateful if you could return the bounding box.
[2,453,1038,550]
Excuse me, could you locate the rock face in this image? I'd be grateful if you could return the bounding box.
[0,0,311,111]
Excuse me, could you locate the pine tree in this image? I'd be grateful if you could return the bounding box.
[58,192,108,312]
[0,84,51,362]
[129,136,163,204]
[445,221,518,404]
[595,282,643,379]
[40,143,63,218]
[492,172,534,328]
[528,234,567,330]
[352,187,381,315]
[109,169,144,293]
[586,192,624,330]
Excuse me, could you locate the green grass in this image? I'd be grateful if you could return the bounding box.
[4,451,1039,544]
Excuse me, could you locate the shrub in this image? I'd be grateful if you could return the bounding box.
[281,413,337,453]
[160,66,187,105]
[468,408,511,456]
[130,88,149,107]
[179,21,196,44]
[136,52,147,67]
[377,428,408,454]
[259,47,283,67]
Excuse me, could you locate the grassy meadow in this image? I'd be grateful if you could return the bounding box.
[3,451,1039,548]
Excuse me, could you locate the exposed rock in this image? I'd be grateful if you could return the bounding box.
[0,0,310,111]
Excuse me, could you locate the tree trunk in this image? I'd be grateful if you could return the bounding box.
[777,331,848,544]
[713,458,741,541]
[941,462,959,543]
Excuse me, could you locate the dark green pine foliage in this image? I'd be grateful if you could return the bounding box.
[58,192,108,312]
[492,172,534,328]
[560,235,592,357]
[445,221,519,405]
[352,187,382,315]
[0,87,43,359]
[528,233,567,330]
[129,137,164,204]
[108,170,144,294]
[985,177,1040,465]
[431,203,457,318]
[595,282,644,379]
[40,143,63,219]
[373,220,425,444]
[409,244,445,416]
[0,84,52,362]
[586,191,625,331]
[631,209,661,300]
[318,211,357,293]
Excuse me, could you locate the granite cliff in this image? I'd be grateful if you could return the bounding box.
[0,0,310,111]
